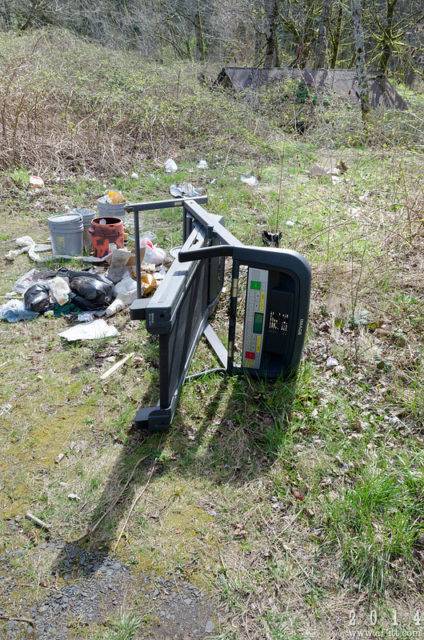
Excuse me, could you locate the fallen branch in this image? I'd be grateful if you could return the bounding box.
[113,460,156,551]
[86,453,150,537]
[0,614,35,626]
[25,512,50,531]
[100,352,134,381]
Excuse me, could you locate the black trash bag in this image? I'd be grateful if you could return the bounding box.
[24,283,53,313]
[68,272,115,311]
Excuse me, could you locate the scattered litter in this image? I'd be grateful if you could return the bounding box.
[262,230,280,247]
[6,236,108,263]
[309,165,329,177]
[131,172,139,179]
[164,158,178,173]
[24,283,52,313]
[5,236,51,262]
[68,271,115,310]
[55,453,65,464]
[25,511,50,530]
[286,220,295,227]
[14,269,38,294]
[170,183,202,198]
[29,175,44,189]
[0,300,38,322]
[0,403,12,416]
[77,312,95,322]
[309,164,348,179]
[141,273,157,295]
[107,190,126,204]
[197,159,209,169]
[153,265,166,282]
[48,277,70,306]
[59,319,119,341]
[106,248,132,284]
[68,493,80,501]
[105,272,137,317]
[326,357,339,368]
[210,178,217,184]
[140,237,167,265]
[240,176,258,186]
[348,207,362,218]
[100,352,134,381]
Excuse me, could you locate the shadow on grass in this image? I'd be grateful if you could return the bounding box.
[51,369,298,579]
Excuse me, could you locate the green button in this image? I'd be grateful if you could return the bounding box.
[250,281,261,290]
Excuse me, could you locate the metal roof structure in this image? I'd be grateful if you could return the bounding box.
[217,67,408,110]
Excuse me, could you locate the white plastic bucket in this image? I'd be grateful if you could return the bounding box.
[97,196,126,223]
[75,208,96,251]
[48,213,83,257]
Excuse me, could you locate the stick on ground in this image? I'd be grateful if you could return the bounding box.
[0,614,35,626]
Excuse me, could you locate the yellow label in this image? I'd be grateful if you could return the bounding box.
[244,359,254,368]
[259,292,265,312]
[256,336,261,352]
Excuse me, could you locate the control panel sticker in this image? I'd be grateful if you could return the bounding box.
[242,267,268,371]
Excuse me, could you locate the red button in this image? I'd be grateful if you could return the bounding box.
[245,351,255,359]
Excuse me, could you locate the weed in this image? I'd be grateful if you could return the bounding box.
[325,453,424,593]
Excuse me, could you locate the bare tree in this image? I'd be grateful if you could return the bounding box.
[314,0,333,67]
[350,0,370,119]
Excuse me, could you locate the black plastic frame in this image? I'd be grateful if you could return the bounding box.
[126,198,311,432]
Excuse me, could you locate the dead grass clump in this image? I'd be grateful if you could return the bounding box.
[0,28,274,175]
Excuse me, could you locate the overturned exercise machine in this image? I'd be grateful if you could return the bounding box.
[126,197,311,432]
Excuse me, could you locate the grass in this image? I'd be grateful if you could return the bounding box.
[325,453,424,594]
[1,29,424,640]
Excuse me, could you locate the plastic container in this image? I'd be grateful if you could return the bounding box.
[75,208,96,252]
[48,213,83,257]
[97,195,126,224]
[89,216,124,259]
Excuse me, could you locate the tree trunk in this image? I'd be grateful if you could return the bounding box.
[329,4,343,68]
[264,0,279,67]
[377,0,398,76]
[194,0,207,61]
[350,0,370,120]
[314,0,333,68]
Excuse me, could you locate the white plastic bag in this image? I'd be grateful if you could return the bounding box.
[164,158,178,173]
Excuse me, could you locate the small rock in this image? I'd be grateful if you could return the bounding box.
[326,357,339,368]
[205,620,215,633]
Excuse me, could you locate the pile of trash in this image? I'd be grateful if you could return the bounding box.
[0,244,170,338]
